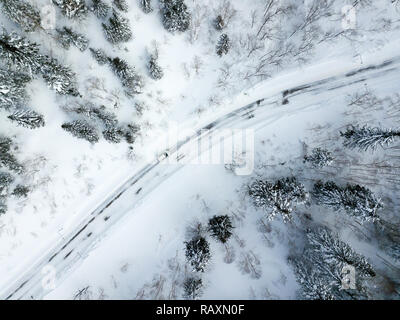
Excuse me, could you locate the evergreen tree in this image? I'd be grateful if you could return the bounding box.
[52,0,88,19]
[208,215,233,243]
[61,120,100,143]
[140,0,153,13]
[161,0,191,33]
[0,68,31,110]
[108,57,143,95]
[102,9,132,44]
[40,56,79,96]
[0,30,79,96]
[214,15,225,30]
[0,30,41,73]
[341,125,400,152]
[248,177,308,222]
[216,33,231,56]
[185,237,211,272]
[0,200,7,215]
[91,0,110,19]
[89,48,109,65]
[0,0,41,32]
[183,276,203,300]
[0,171,14,196]
[313,181,382,223]
[113,0,128,12]
[304,147,334,168]
[56,27,89,51]
[148,54,164,80]
[290,227,375,300]
[12,184,30,198]
[0,136,23,173]
[102,127,123,143]
[8,109,45,129]
[122,123,140,144]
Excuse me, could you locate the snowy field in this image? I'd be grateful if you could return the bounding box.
[0,0,399,300]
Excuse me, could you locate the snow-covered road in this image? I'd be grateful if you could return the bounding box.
[2,53,400,300]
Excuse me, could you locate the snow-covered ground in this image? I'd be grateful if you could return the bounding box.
[1,0,400,300]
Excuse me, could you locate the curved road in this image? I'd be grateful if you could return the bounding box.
[2,55,400,300]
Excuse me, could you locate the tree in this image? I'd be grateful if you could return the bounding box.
[313,181,382,223]
[0,68,31,110]
[0,171,14,196]
[140,0,153,14]
[161,0,191,33]
[52,0,88,19]
[8,109,45,129]
[214,15,225,30]
[89,48,109,65]
[216,33,231,56]
[122,123,140,144]
[341,125,400,151]
[0,136,23,173]
[56,27,89,51]
[183,276,203,300]
[289,226,375,300]
[0,30,79,96]
[0,0,41,32]
[304,147,334,168]
[113,0,128,12]
[40,56,79,96]
[12,184,30,198]
[103,127,123,143]
[248,177,308,222]
[108,57,143,95]
[185,237,211,272]
[61,120,100,143]
[0,30,41,73]
[102,9,132,44]
[208,215,233,243]
[91,0,110,19]
[148,55,164,80]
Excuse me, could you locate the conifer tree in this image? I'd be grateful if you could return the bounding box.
[248,177,308,222]
[56,27,89,51]
[183,276,203,300]
[12,184,30,198]
[290,227,375,300]
[61,120,100,143]
[0,171,14,196]
[208,215,233,243]
[53,0,88,19]
[304,147,334,168]
[214,15,225,30]
[341,125,400,151]
[102,9,132,44]
[0,30,79,96]
[108,57,143,95]
[0,68,31,110]
[89,48,109,65]
[140,0,153,14]
[113,0,128,12]
[148,54,164,80]
[216,33,231,56]
[185,237,211,272]
[0,0,41,32]
[0,30,41,73]
[161,0,191,33]
[8,109,45,129]
[91,0,110,19]
[0,136,24,173]
[313,181,382,223]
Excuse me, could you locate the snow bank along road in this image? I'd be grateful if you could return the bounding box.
[2,54,400,300]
